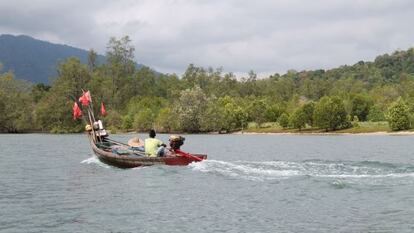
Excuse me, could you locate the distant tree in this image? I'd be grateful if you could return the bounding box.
[290,109,307,130]
[126,96,166,119]
[240,70,259,96]
[0,94,5,127]
[121,115,133,130]
[105,110,123,130]
[0,74,34,132]
[88,49,98,71]
[265,104,283,122]
[155,107,178,133]
[301,102,315,126]
[224,100,247,131]
[34,58,90,132]
[387,98,411,131]
[367,105,385,122]
[175,86,208,132]
[278,113,290,128]
[31,83,50,103]
[128,67,161,97]
[313,96,350,131]
[106,36,135,75]
[201,100,225,132]
[54,57,91,98]
[247,99,267,127]
[133,108,154,132]
[105,36,136,108]
[351,94,372,121]
[182,64,208,89]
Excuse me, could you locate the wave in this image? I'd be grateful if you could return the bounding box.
[81,156,111,168]
[189,159,414,181]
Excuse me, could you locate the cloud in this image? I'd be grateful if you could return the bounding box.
[0,0,414,76]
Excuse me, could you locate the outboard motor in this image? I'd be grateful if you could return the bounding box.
[169,135,185,150]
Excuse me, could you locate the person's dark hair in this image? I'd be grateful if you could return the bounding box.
[149,129,156,138]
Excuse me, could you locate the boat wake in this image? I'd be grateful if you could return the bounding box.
[81,156,111,168]
[189,159,414,182]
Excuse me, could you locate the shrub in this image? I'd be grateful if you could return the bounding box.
[278,113,290,128]
[290,109,307,130]
[387,98,411,131]
[313,96,350,131]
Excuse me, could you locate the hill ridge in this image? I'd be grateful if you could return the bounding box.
[0,34,144,84]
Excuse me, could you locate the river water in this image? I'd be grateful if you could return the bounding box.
[0,133,413,233]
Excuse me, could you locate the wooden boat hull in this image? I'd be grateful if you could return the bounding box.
[90,139,207,168]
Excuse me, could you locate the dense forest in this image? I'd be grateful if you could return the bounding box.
[1,36,414,133]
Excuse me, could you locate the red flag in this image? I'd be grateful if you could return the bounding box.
[85,90,92,102]
[100,102,107,116]
[79,91,91,106]
[72,102,82,119]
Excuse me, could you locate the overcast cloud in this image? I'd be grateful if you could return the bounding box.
[1,0,413,76]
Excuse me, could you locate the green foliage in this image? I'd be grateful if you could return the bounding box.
[105,110,123,130]
[121,115,133,130]
[367,105,385,122]
[155,107,178,132]
[5,37,414,133]
[290,109,307,130]
[221,97,248,131]
[0,72,35,132]
[200,100,225,132]
[264,104,283,122]
[88,49,98,71]
[106,36,136,109]
[313,96,350,131]
[31,83,50,103]
[386,98,411,131]
[34,58,89,132]
[301,102,315,126]
[175,86,208,132]
[351,94,372,121]
[278,113,290,128]
[133,108,154,131]
[247,99,267,127]
[126,96,166,118]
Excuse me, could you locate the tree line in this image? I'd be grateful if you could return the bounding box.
[1,36,414,133]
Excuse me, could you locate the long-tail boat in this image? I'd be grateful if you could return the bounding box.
[89,135,207,168]
[74,90,207,168]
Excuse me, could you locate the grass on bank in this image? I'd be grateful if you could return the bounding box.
[336,121,391,133]
[243,121,394,134]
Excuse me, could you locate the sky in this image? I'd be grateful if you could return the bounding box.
[0,0,413,77]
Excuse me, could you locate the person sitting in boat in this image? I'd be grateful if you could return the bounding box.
[169,135,185,151]
[127,137,145,152]
[144,129,166,157]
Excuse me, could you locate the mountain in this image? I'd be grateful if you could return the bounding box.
[0,34,143,84]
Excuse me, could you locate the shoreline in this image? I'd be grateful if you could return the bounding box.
[232,131,414,136]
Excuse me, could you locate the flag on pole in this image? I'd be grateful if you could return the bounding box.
[85,90,92,102]
[73,102,82,119]
[79,90,91,106]
[100,102,107,116]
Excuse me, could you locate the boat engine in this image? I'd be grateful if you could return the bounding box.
[169,135,185,150]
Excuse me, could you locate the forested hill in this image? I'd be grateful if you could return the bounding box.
[1,34,414,133]
[0,34,143,84]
